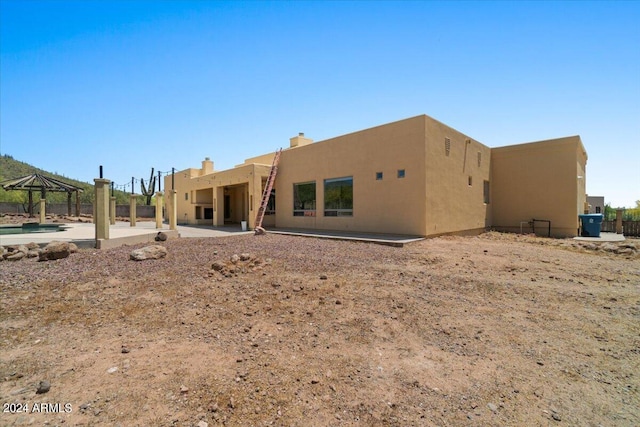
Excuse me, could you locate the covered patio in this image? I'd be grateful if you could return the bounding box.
[1,173,84,218]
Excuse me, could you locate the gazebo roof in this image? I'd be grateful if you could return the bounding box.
[1,173,84,193]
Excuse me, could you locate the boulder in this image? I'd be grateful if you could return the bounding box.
[7,251,26,261]
[38,241,71,261]
[130,245,168,261]
[69,243,79,253]
[27,250,40,258]
[155,232,168,242]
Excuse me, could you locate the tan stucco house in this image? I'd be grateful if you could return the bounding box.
[165,114,588,237]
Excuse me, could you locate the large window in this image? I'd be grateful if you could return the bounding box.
[324,177,353,216]
[293,182,316,216]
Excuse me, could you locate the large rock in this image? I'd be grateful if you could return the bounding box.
[130,245,168,261]
[38,241,71,261]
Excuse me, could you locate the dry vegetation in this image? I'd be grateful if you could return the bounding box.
[1,232,639,426]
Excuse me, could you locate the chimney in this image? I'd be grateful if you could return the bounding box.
[290,132,313,148]
[201,157,214,175]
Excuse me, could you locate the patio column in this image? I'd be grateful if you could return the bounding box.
[168,189,177,230]
[94,178,110,241]
[109,196,116,225]
[155,191,164,229]
[130,194,138,227]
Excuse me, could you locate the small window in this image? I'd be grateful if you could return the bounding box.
[397,169,406,178]
[468,176,473,186]
[595,206,601,214]
[293,182,316,216]
[477,152,482,167]
[185,193,188,200]
[376,172,383,180]
[445,138,451,156]
[483,180,490,204]
[324,177,353,216]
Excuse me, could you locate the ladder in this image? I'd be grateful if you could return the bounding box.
[254,148,282,234]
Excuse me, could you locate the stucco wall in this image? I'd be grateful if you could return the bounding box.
[423,116,492,236]
[490,136,587,237]
[274,116,427,235]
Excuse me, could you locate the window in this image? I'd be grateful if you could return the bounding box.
[595,206,601,214]
[468,176,473,186]
[324,177,353,216]
[397,169,406,178]
[483,180,490,204]
[376,172,383,180]
[265,189,276,215]
[477,152,482,167]
[445,138,451,156]
[185,193,189,201]
[293,182,316,216]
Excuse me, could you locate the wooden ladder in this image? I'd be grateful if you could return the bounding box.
[254,148,282,234]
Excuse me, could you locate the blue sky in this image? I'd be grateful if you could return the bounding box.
[1,0,638,207]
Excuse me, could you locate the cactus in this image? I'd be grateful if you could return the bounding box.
[140,168,156,205]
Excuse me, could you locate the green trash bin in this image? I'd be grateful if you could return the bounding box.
[579,214,603,237]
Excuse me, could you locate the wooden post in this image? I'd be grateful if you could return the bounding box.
[39,199,46,224]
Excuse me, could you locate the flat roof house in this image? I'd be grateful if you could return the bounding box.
[165,114,587,238]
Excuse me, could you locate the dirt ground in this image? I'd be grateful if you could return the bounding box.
[1,231,639,426]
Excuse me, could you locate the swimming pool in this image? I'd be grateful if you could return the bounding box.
[0,223,69,235]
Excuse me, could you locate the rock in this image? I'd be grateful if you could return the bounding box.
[130,245,168,261]
[230,254,240,264]
[212,261,226,271]
[26,242,39,250]
[27,250,40,258]
[155,232,168,242]
[107,367,118,373]
[180,385,189,393]
[552,413,561,421]
[36,380,50,394]
[121,346,130,354]
[7,251,26,261]
[197,421,208,427]
[320,275,328,280]
[240,253,253,261]
[254,226,266,235]
[38,241,71,261]
[69,242,79,253]
[487,403,498,412]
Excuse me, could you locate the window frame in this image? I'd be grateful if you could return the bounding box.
[293,181,316,216]
[324,176,353,217]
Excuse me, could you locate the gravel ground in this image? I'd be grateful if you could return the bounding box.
[1,232,639,426]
